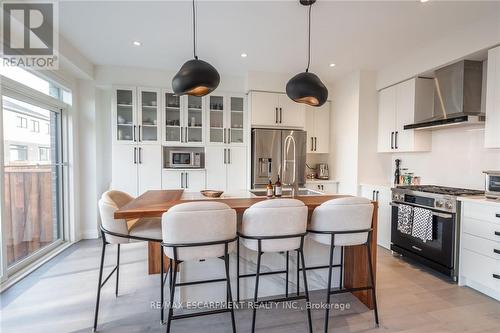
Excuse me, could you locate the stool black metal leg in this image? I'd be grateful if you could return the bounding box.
[115,244,120,297]
[339,246,344,289]
[366,241,379,326]
[285,251,289,297]
[160,250,164,325]
[237,237,240,303]
[93,234,107,332]
[168,259,173,290]
[166,255,178,333]
[299,241,313,333]
[324,235,335,333]
[224,246,236,333]
[296,249,300,296]
[251,241,262,333]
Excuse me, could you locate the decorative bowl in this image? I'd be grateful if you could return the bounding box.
[200,190,224,198]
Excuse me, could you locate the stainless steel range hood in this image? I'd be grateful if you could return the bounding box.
[404,60,485,130]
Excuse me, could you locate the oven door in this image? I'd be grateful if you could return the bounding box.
[391,203,455,269]
[170,151,193,167]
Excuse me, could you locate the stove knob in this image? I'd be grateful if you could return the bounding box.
[445,201,453,210]
[436,200,444,208]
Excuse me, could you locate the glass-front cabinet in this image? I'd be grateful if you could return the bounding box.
[163,91,204,145]
[138,88,160,144]
[115,88,136,143]
[207,93,246,145]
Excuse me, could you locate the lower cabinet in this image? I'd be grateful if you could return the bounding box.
[359,184,392,250]
[459,200,500,300]
[162,169,206,191]
[205,146,247,192]
[305,181,338,194]
[111,144,162,196]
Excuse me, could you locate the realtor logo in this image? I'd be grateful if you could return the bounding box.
[2,1,59,69]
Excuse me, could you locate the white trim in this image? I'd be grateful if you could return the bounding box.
[0,242,73,293]
[0,90,7,283]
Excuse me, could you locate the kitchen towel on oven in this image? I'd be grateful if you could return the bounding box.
[397,204,413,235]
[411,207,433,242]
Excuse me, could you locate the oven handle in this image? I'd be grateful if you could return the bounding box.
[390,202,454,219]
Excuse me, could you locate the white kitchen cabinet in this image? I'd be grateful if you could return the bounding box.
[205,146,247,192]
[207,94,247,145]
[305,180,338,194]
[359,184,392,250]
[485,45,500,148]
[377,78,432,153]
[163,91,204,145]
[459,200,500,301]
[249,91,305,128]
[162,169,206,191]
[305,102,330,153]
[111,144,162,196]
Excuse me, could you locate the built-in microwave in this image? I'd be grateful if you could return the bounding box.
[170,151,201,168]
[484,170,500,200]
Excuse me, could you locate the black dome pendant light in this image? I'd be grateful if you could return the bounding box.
[172,0,220,96]
[286,0,328,107]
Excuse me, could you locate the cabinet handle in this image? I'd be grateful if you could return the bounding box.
[496,214,500,218]
[223,128,226,144]
[133,147,137,164]
[185,127,188,143]
[311,137,314,151]
[279,107,283,123]
[372,190,375,200]
[180,127,183,143]
[495,231,500,236]
[138,147,142,164]
[494,249,500,255]
[493,274,500,280]
[224,148,227,164]
[138,125,142,142]
[314,137,317,151]
[376,191,380,201]
[228,128,231,143]
[228,148,231,164]
[133,125,137,142]
[395,131,398,149]
[275,107,278,124]
[391,132,394,149]
[186,173,189,188]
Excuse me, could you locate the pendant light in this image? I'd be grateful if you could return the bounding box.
[172,0,220,96]
[286,0,328,107]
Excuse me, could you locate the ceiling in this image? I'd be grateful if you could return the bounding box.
[59,1,500,83]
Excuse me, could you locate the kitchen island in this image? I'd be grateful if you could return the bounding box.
[115,190,378,309]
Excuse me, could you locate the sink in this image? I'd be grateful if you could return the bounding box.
[250,189,323,197]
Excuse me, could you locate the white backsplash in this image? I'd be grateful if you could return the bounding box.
[393,126,500,190]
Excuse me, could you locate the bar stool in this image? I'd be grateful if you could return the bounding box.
[238,199,312,333]
[308,197,379,333]
[161,202,237,333]
[94,190,163,332]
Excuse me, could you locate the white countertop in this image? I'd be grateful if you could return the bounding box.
[457,195,500,207]
[306,179,339,183]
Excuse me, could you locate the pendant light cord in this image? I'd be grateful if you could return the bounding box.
[306,4,312,72]
[193,0,197,59]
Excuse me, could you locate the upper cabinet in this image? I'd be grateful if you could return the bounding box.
[249,91,305,128]
[485,46,500,148]
[114,87,161,145]
[163,91,204,145]
[377,78,432,153]
[207,93,247,145]
[305,101,330,153]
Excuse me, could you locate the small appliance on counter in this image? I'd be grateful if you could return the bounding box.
[317,163,329,180]
[484,170,500,200]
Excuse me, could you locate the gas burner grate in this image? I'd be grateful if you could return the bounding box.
[397,185,484,196]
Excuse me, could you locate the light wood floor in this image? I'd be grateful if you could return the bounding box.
[1,240,499,333]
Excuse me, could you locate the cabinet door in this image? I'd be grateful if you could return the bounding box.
[279,94,305,128]
[137,145,162,194]
[485,46,500,148]
[313,101,330,153]
[226,146,247,192]
[250,91,279,127]
[395,79,415,152]
[115,88,137,144]
[376,188,392,250]
[377,86,396,153]
[205,146,227,191]
[162,170,183,189]
[185,170,206,192]
[229,96,246,144]
[185,95,204,143]
[305,107,315,152]
[138,88,160,144]
[164,92,182,144]
[111,144,138,196]
[208,95,226,144]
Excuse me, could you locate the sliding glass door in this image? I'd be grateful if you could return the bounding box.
[1,95,64,272]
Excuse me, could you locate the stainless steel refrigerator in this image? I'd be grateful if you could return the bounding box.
[251,129,306,189]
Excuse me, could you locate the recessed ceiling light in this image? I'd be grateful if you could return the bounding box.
[329,63,336,67]
[420,0,429,3]
[241,53,248,58]
[132,41,141,46]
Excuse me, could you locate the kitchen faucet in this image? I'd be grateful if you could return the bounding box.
[283,134,299,197]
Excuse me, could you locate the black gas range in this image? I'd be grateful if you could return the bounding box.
[390,185,484,281]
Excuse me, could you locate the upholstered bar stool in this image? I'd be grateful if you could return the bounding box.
[308,197,379,333]
[238,199,312,333]
[161,202,237,333]
[94,190,163,332]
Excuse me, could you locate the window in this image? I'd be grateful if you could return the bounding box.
[30,120,40,132]
[44,123,50,134]
[39,147,50,161]
[9,144,28,161]
[16,116,27,128]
